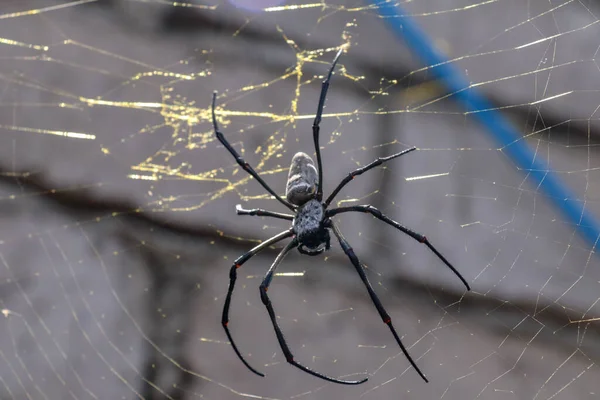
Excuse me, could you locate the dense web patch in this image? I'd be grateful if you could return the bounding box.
[0,1,599,399]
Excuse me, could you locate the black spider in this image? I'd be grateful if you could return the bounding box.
[212,49,471,385]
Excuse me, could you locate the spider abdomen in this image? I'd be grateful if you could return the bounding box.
[286,152,318,206]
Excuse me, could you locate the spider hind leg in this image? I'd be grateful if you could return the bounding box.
[313,48,344,201]
[211,92,294,210]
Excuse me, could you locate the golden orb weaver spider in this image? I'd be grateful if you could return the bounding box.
[212,49,470,385]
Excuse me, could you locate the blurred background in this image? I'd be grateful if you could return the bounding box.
[0,0,599,399]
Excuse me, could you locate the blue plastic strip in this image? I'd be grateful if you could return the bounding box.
[370,1,600,249]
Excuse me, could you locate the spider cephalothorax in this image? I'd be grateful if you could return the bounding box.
[293,197,331,255]
[212,48,471,386]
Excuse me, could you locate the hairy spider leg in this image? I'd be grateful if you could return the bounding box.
[259,239,368,385]
[235,204,294,221]
[330,222,429,383]
[327,205,470,291]
[313,48,344,202]
[211,92,295,211]
[324,147,417,208]
[222,229,294,377]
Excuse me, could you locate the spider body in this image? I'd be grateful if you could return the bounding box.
[286,152,331,255]
[212,49,471,386]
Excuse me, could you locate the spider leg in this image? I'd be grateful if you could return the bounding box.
[235,204,294,221]
[324,147,416,207]
[330,222,429,383]
[212,92,295,211]
[313,48,343,201]
[327,205,470,291]
[222,229,294,377]
[259,239,368,385]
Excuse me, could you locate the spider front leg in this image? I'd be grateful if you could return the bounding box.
[259,239,368,385]
[327,205,470,290]
[330,222,429,383]
[222,229,294,376]
[212,92,295,211]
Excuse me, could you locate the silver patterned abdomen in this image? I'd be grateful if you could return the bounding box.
[286,152,318,206]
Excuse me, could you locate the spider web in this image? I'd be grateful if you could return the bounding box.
[0,0,599,399]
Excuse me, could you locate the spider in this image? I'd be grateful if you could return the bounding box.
[212,48,471,385]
